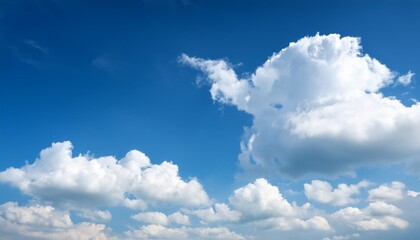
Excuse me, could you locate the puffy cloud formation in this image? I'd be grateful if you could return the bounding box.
[1,142,417,239]
[0,141,210,209]
[185,178,331,232]
[168,212,191,225]
[229,178,295,218]
[182,33,420,176]
[132,212,170,225]
[131,211,190,226]
[368,182,405,202]
[125,225,245,240]
[181,177,331,233]
[332,201,408,231]
[254,215,332,232]
[304,180,370,206]
[0,202,110,240]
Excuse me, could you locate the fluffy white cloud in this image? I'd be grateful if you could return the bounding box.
[125,225,245,240]
[190,203,241,223]
[123,198,148,210]
[304,180,369,206]
[365,201,402,216]
[132,212,169,225]
[225,178,332,232]
[131,161,210,207]
[168,212,190,225]
[0,141,210,209]
[132,211,191,226]
[182,33,420,176]
[332,201,408,231]
[256,215,331,231]
[0,202,110,240]
[229,178,295,219]
[368,182,405,202]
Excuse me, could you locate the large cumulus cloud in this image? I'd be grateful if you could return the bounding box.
[181,33,420,177]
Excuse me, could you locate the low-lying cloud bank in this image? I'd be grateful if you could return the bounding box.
[0,141,210,210]
[0,141,419,239]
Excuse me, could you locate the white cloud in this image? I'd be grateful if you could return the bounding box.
[190,203,241,223]
[256,215,331,231]
[125,225,245,240]
[332,202,408,231]
[229,178,295,219]
[168,212,190,225]
[132,211,191,226]
[132,212,169,225]
[0,141,210,209]
[131,161,210,207]
[304,180,370,206]
[182,33,420,177]
[123,198,148,210]
[407,190,420,198]
[397,71,415,86]
[77,209,112,222]
[368,182,405,202]
[0,202,111,240]
[224,178,332,232]
[365,201,402,216]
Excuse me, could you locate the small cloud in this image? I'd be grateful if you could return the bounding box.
[397,71,415,86]
[407,190,420,198]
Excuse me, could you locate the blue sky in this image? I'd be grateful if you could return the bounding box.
[1,0,420,239]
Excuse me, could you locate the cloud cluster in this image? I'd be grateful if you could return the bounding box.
[368,182,405,202]
[1,149,418,240]
[0,202,110,240]
[0,141,210,210]
[125,225,245,240]
[190,178,331,233]
[332,201,408,231]
[182,33,420,177]
[183,177,418,239]
[304,180,370,206]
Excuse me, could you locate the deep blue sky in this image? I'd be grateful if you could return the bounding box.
[1,1,420,239]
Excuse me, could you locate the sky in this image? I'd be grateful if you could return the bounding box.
[1,0,420,239]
